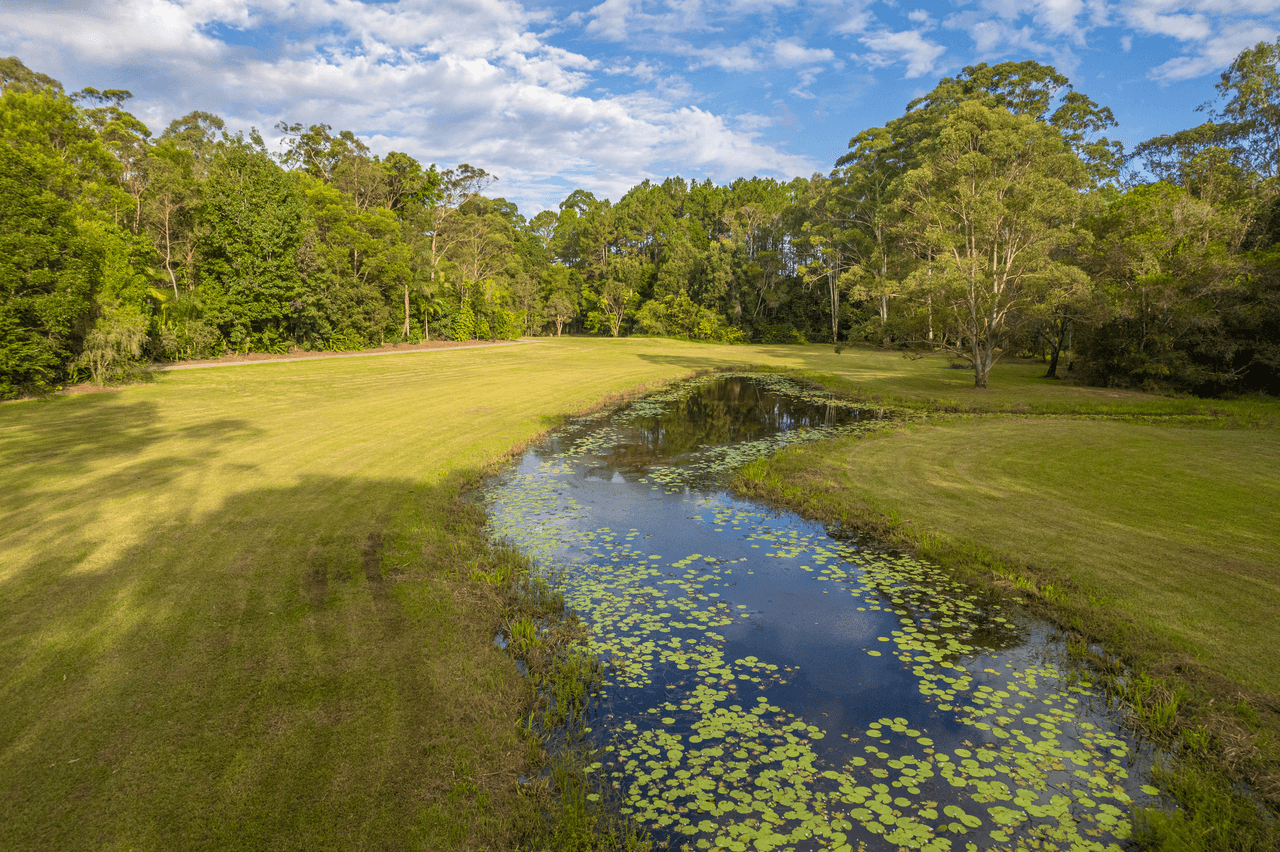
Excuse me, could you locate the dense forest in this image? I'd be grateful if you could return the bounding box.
[2,43,1278,399]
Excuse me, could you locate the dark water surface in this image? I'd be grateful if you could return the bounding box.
[487,374,1157,852]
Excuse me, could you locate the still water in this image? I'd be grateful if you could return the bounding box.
[487,373,1157,852]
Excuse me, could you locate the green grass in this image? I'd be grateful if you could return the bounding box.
[739,418,1280,693]
[0,337,765,851]
[4,339,1277,850]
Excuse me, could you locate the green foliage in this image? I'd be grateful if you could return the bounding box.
[1079,182,1248,392]
[453,298,477,341]
[0,143,100,398]
[198,139,310,350]
[4,45,1280,396]
[893,101,1090,388]
[632,291,742,342]
[75,300,149,385]
[759,322,808,344]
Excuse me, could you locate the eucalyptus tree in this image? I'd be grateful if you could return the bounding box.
[1132,123,1254,210]
[158,111,226,179]
[1206,37,1280,185]
[890,61,1119,364]
[417,164,494,288]
[554,189,615,276]
[908,60,1122,182]
[833,126,904,329]
[0,55,64,95]
[275,122,371,184]
[74,88,154,233]
[893,101,1090,388]
[793,174,855,343]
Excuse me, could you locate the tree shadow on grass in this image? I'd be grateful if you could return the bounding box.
[0,469,539,852]
[0,393,262,517]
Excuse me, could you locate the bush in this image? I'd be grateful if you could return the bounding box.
[760,323,807,345]
[155,319,221,361]
[75,302,149,385]
[453,300,476,341]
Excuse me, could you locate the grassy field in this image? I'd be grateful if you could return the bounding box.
[3,339,1277,849]
[0,338,741,851]
[740,418,1280,693]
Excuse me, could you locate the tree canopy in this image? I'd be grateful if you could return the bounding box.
[2,49,1279,397]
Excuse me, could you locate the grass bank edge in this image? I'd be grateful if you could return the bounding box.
[731,396,1279,851]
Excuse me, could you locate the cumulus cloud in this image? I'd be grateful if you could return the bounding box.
[1148,19,1280,80]
[857,28,947,78]
[1116,0,1280,82]
[772,38,836,67]
[0,0,825,209]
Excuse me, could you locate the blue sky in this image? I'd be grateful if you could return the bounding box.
[4,0,1279,212]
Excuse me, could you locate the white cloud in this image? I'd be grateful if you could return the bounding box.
[1148,19,1280,80]
[942,5,1089,74]
[1114,1,1280,82]
[772,38,836,67]
[857,28,947,78]
[1126,9,1212,41]
[831,0,876,35]
[0,0,819,209]
[584,0,636,41]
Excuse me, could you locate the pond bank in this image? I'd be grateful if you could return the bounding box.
[732,380,1280,851]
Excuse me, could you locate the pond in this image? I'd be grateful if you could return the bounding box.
[487,373,1159,852]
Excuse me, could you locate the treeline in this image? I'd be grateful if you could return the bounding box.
[2,44,1279,399]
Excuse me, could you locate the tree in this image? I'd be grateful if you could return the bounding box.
[586,256,646,337]
[199,138,310,351]
[418,164,494,287]
[275,122,370,183]
[1079,182,1248,391]
[1206,37,1280,184]
[541,266,579,336]
[0,144,99,397]
[893,101,1090,388]
[834,127,903,332]
[0,56,64,95]
[142,141,199,296]
[300,173,406,348]
[158,110,226,178]
[75,87,153,233]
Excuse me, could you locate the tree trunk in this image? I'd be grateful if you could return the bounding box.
[1045,315,1069,379]
[403,284,411,339]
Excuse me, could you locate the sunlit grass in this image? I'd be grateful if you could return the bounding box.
[743,418,1280,693]
[0,338,755,851]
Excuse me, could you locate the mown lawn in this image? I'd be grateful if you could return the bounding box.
[741,418,1280,694]
[4,339,1276,850]
[0,338,749,851]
